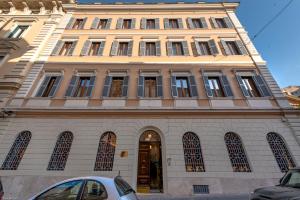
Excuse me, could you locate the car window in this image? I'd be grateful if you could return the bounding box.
[287,171,300,185]
[35,180,83,200]
[81,180,107,200]
[114,176,134,197]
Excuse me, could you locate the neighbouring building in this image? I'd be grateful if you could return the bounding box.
[282,86,300,108]
[1,1,300,199]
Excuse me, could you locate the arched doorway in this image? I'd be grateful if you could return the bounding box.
[137,130,163,193]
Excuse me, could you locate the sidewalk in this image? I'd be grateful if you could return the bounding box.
[137,193,250,200]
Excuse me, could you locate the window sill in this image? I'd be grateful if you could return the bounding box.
[102,97,127,100]
[139,97,163,100]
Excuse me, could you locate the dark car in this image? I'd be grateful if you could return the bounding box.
[251,167,300,200]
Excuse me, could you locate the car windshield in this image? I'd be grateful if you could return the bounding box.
[281,170,300,188]
[114,176,135,196]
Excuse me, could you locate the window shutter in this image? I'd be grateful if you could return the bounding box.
[220,75,233,97]
[137,75,144,97]
[157,76,163,97]
[220,40,231,55]
[182,41,189,56]
[195,41,202,56]
[67,41,77,56]
[122,76,129,97]
[131,18,136,29]
[105,18,112,29]
[210,17,218,28]
[97,41,105,56]
[224,17,234,28]
[178,18,184,29]
[65,75,79,97]
[79,18,87,29]
[102,76,112,97]
[164,18,169,29]
[236,75,250,97]
[167,41,173,56]
[139,41,146,56]
[91,17,100,29]
[116,18,123,29]
[171,76,178,97]
[253,75,272,97]
[36,76,51,97]
[235,40,248,55]
[155,41,161,56]
[203,76,213,97]
[200,17,208,28]
[187,18,194,29]
[155,18,160,29]
[189,76,198,97]
[86,76,96,97]
[80,40,92,56]
[128,41,133,56]
[51,40,63,56]
[110,41,118,56]
[48,76,63,97]
[66,17,75,29]
[208,39,219,55]
[141,18,146,29]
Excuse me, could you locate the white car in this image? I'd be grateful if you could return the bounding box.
[28,176,138,200]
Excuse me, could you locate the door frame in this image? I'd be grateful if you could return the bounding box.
[132,126,167,193]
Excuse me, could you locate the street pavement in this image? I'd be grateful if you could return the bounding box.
[138,193,250,200]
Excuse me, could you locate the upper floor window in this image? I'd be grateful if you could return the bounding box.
[139,41,161,56]
[138,75,163,98]
[1,131,31,170]
[208,77,225,97]
[123,19,132,29]
[224,132,251,172]
[66,18,87,29]
[65,75,95,97]
[118,42,129,56]
[221,40,248,56]
[141,18,160,29]
[116,18,135,29]
[211,17,233,28]
[194,40,218,56]
[164,18,183,29]
[110,41,133,56]
[171,75,198,98]
[36,75,62,97]
[51,40,77,56]
[236,74,271,97]
[176,77,190,97]
[203,74,233,98]
[81,40,106,56]
[187,18,208,29]
[8,25,29,38]
[102,75,129,98]
[167,41,189,56]
[91,18,112,29]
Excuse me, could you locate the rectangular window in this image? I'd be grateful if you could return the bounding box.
[241,76,261,97]
[98,19,108,29]
[172,42,184,56]
[198,42,212,55]
[226,41,241,55]
[169,19,179,29]
[146,19,155,29]
[8,25,29,38]
[192,19,203,28]
[0,55,5,62]
[176,77,190,97]
[109,77,124,97]
[59,42,74,56]
[144,77,157,97]
[122,19,132,29]
[117,42,129,56]
[145,42,156,56]
[72,19,84,29]
[73,77,91,97]
[215,18,227,28]
[39,76,58,97]
[88,42,101,56]
[208,77,225,97]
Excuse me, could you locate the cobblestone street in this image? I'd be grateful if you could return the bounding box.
[138,194,250,200]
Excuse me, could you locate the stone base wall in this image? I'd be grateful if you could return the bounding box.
[0,116,299,199]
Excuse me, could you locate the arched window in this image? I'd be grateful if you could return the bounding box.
[1,131,31,170]
[94,132,116,171]
[182,132,205,172]
[47,131,73,171]
[224,132,251,172]
[267,132,295,172]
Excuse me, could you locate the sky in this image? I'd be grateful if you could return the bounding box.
[79,0,300,88]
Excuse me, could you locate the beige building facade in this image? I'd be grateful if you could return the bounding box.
[1,1,300,199]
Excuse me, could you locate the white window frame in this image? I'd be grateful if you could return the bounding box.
[6,23,31,39]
